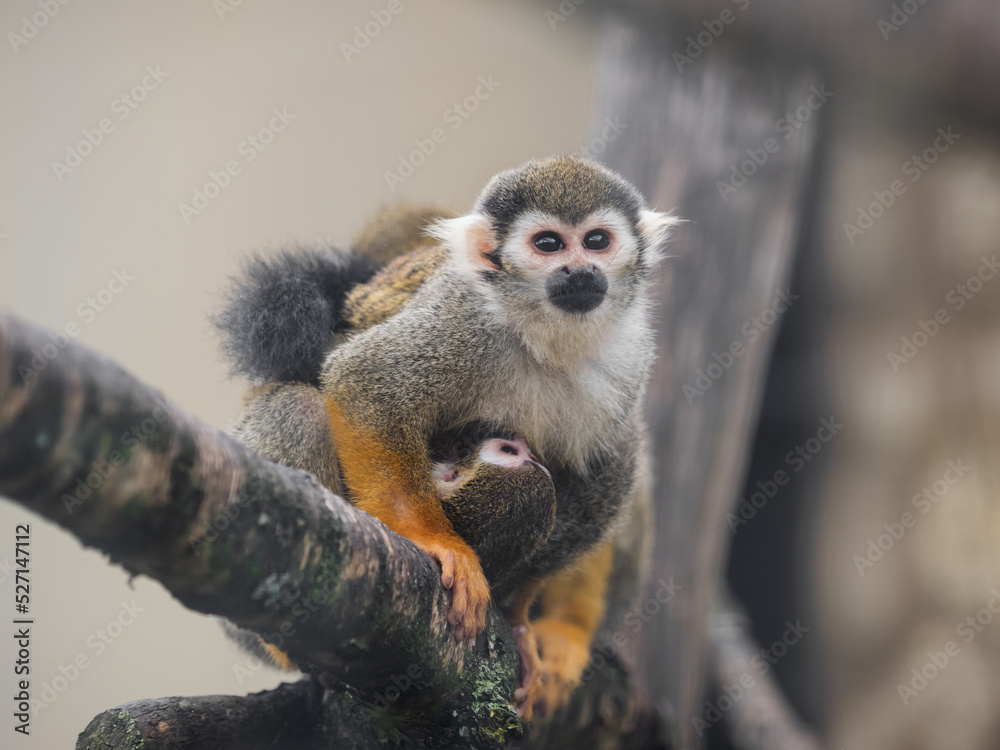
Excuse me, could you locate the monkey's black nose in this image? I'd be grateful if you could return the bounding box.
[545,266,608,313]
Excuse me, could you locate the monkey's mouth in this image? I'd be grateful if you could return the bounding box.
[545,267,608,314]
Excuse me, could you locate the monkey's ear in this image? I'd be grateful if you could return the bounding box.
[637,210,681,259]
[426,213,498,272]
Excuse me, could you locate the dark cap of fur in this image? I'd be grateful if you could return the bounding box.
[213,248,379,386]
[474,156,645,241]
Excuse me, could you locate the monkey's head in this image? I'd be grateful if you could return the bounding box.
[433,436,556,588]
[430,156,678,361]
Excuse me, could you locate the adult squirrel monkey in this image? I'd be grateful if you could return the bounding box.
[216,156,675,719]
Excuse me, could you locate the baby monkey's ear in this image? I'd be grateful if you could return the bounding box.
[427,213,499,273]
[637,210,681,261]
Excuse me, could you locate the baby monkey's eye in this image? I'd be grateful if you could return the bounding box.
[533,231,565,253]
[583,230,611,251]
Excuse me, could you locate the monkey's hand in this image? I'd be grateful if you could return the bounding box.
[408,530,490,641]
[349,484,491,640]
[347,478,491,640]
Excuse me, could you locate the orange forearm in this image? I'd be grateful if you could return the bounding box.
[325,396,490,639]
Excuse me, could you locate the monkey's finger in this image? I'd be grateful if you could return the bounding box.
[474,598,487,633]
[459,597,482,640]
[463,609,479,640]
[449,576,469,629]
[439,550,456,589]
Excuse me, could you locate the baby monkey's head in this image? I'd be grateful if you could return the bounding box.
[431,431,555,591]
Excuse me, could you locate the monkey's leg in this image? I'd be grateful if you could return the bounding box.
[515,539,613,720]
[327,401,490,641]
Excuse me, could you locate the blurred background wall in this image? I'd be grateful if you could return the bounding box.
[2,1,999,749]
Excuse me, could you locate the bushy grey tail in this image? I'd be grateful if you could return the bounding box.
[213,247,379,386]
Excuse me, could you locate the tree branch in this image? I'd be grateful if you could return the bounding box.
[0,313,520,748]
[77,678,328,750]
[0,313,669,749]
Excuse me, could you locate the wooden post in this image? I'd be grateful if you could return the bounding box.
[592,13,822,748]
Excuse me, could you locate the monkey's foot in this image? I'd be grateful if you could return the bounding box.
[511,622,543,721]
[513,618,590,721]
[416,538,490,641]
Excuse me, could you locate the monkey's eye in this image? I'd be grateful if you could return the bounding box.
[583,230,611,251]
[533,231,565,253]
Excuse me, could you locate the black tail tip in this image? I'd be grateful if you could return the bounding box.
[212,247,379,386]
